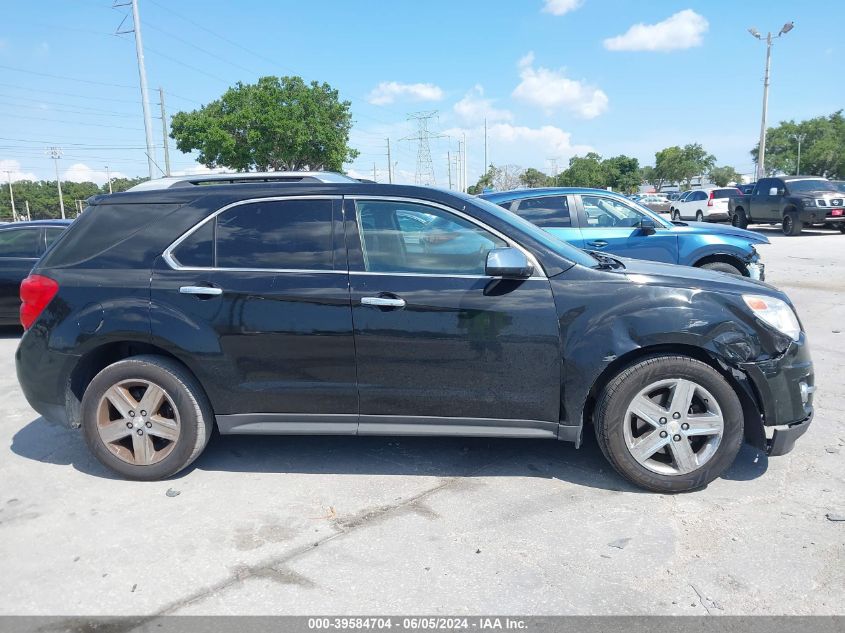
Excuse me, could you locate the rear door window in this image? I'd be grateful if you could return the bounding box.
[512,195,571,227]
[0,228,38,258]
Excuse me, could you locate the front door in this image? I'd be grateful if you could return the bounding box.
[345,196,562,437]
[576,193,679,264]
[150,196,358,433]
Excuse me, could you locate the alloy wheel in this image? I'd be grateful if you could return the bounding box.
[623,378,724,476]
[96,379,181,466]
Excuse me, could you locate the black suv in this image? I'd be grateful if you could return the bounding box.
[15,175,815,492]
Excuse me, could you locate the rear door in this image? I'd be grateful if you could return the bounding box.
[345,196,562,436]
[150,196,358,433]
[577,193,678,264]
[0,227,40,324]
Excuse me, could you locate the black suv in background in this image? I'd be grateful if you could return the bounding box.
[729,176,845,235]
[0,220,71,325]
[15,175,815,492]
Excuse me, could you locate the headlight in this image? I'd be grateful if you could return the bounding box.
[743,294,801,341]
[803,198,817,207]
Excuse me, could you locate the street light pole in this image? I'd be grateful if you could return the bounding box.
[47,146,65,220]
[5,171,17,222]
[791,133,806,175]
[748,22,794,180]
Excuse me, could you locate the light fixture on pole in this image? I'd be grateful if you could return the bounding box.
[47,146,66,220]
[791,132,806,175]
[748,21,794,180]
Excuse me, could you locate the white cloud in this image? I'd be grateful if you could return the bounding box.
[512,53,608,119]
[443,122,593,171]
[62,163,126,186]
[367,81,444,106]
[453,85,512,124]
[0,159,37,182]
[542,0,583,16]
[603,9,709,52]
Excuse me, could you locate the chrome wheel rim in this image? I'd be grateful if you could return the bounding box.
[623,378,724,476]
[96,379,181,466]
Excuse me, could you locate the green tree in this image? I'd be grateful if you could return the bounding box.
[653,144,716,190]
[170,75,359,172]
[105,176,147,193]
[751,111,845,178]
[519,167,551,188]
[602,155,640,193]
[709,166,743,187]
[639,165,656,188]
[467,165,496,195]
[556,152,606,188]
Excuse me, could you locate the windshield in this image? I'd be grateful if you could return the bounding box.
[467,195,598,268]
[787,179,837,193]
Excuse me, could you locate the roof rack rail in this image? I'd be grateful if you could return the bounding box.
[126,171,357,192]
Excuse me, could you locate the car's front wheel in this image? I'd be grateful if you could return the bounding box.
[783,212,803,236]
[593,356,743,493]
[672,210,680,221]
[695,211,704,222]
[81,355,213,480]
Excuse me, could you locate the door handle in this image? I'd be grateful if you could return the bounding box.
[361,296,406,309]
[179,286,222,296]
[587,240,608,248]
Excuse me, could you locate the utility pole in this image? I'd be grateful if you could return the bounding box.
[373,163,377,183]
[447,151,452,189]
[386,138,393,183]
[159,87,171,177]
[105,165,113,194]
[5,171,17,222]
[456,141,463,192]
[483,118,488,174]
[115,0,157,179]
[791,132,806,175]
[25,200,31,221]
[47,146,65,219]
[462,132,467,193]
[748,21,794,180]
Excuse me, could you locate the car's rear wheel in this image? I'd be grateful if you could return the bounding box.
[731,209,748,229]
[839,225,845,234]
[593,356,743,493]
[700,261,743,276]
[695,211,704,222]
[783,212,802,236]
[81,355,213,480]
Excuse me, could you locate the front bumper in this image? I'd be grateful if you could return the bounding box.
[739,335,814,456]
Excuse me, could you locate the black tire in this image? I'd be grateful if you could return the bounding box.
[695,211,704,222]
[782,212,802,236]
[700,261,743,276]
[839,225,845,234]
[672,210,680,221]
[593,355,744,493]
[81,355,213,480]
[732,208,749,229]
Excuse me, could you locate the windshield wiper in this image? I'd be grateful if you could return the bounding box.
[587,250,626,270]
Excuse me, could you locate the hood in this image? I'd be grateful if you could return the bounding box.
[668,221,770,244]
[616,256,778,295]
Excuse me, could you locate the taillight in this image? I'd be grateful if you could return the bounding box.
[707,191,714,207]
[20,274,59,330]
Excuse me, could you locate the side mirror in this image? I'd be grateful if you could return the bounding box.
[639,218,657,235]
[769,187,779,196]
[486,248,534,278]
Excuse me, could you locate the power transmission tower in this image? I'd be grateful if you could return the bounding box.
[47,146,65,219]
[547,157,560,177]
[115,0,157,179]
[401,111,445,186]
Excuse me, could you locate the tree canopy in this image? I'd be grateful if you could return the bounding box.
[708,166,743,187]
[653,144,716,190]
[0,177,146,221]
[752,111,845,178]
[169,75,359,172]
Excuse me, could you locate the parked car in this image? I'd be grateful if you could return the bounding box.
[728,176,845,235]
[481,188,767,278]
[669,190,694,215]
[671,187,742,222]
[0,219,72,326]
[666,192,683,202]
[16,175,813,493]
[636,194,671,215]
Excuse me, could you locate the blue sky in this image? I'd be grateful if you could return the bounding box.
[1,0,842,186]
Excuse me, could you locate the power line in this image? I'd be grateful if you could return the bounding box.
[0,97,140,118]
[142,20,258,75]
[0,111,144,131]
[0,83,144,104]
[0,63,136,89]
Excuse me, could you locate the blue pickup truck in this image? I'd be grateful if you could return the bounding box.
[480,187,768,279]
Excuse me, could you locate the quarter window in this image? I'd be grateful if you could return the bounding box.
[173,199,334,270]
[45,228,65,249]
[512,195,571,227]
[0,228,38,258]
[356,200,506,275]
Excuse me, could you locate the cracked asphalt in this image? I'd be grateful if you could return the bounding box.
[1,226,843,616]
